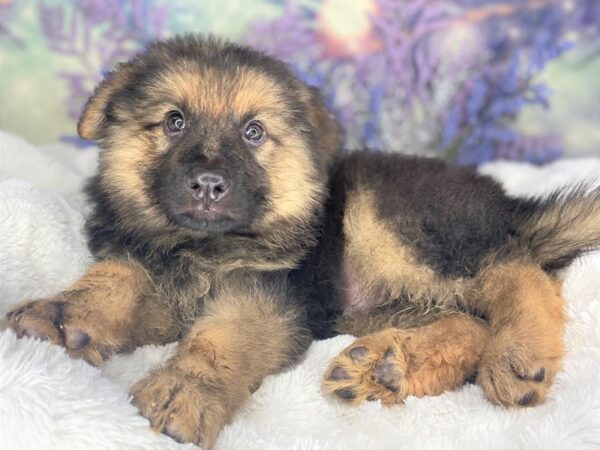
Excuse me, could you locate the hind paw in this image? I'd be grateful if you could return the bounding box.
[477,326,562,407]
[322,329,410,405]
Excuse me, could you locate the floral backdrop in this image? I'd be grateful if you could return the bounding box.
[0,0,599,164]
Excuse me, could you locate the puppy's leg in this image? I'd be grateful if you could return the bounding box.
[2,259,177,365]
[475,263,565,407]
[131,282,308,448]
[323,314,488,405]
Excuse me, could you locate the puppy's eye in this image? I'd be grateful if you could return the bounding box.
[243,120,266,145]
[165,111,185,134]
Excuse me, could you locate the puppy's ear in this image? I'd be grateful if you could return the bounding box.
[305,87,341,168]
[77,63,135,141]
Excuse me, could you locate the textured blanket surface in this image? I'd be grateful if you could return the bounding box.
[1,131,600,450]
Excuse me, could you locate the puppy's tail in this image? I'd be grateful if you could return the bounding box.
[516,185,600,270]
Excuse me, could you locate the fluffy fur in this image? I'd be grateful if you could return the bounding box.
[3,36,600,447]
[2,131,600,449]
[4,35,340,448]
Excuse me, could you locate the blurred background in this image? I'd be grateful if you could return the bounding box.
[0,0,598,165]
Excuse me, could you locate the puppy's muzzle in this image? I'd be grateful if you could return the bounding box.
[187,171,230,204]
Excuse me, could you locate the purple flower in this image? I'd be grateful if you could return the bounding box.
[245,0,600,164]
[39,0,167,128]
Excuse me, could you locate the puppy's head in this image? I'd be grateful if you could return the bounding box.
[80,36,339,238]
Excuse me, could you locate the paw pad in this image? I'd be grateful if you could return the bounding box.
[329,366,350,381]
[532,368,545,382]
[517,391,537,406]
[349,346,368,361]
[334,388,356,400]
[374,360,401,393]
[65,328,90,351]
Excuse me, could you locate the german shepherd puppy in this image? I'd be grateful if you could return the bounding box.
[4,35,600,447]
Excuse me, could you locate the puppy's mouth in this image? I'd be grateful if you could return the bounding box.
[174,203,240,232]
[190,207,226,221]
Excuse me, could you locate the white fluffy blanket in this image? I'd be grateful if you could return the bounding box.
[1,131,600,450]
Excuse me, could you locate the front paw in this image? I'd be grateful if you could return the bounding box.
[4,299,65,342]
[477,327,563,407]
[131,367,238,448]
[3,297,114,365]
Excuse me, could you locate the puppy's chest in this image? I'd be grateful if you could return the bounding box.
[147,257,214,319]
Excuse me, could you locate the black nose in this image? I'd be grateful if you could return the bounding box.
[187,172,230,203]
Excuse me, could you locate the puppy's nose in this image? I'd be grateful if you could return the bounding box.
[187,172,230,203]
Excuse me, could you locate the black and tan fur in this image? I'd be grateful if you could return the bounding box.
[4,36,334,448]
[4,35,600,447]
[316,153,573,407]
